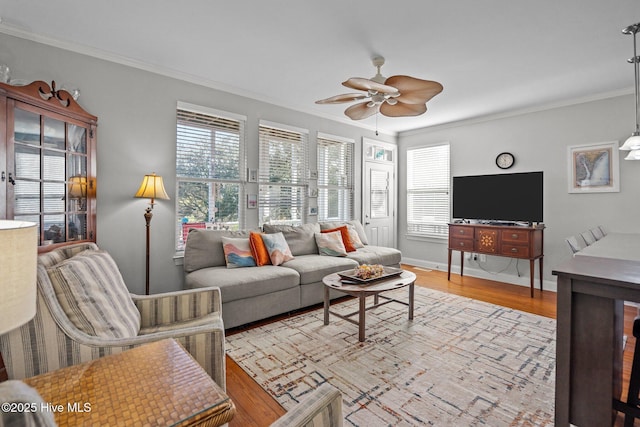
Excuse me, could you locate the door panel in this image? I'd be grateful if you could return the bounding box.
[363,161,395,247]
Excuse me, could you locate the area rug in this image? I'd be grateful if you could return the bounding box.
[226,287,556,426]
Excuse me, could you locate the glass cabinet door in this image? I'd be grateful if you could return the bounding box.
[12,103,90,246]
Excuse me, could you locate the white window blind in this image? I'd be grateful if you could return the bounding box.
[175,106,246,249]
[407,143,450,238]
[258,122,308,225]
[317,134,354,222]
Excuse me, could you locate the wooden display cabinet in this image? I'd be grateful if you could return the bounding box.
[447,223,545,297]
[0,81,98,250]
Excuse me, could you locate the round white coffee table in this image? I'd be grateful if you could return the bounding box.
[322,270,416,342]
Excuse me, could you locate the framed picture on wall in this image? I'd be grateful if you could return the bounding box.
[247,194,257,209]
[567,141,620,193]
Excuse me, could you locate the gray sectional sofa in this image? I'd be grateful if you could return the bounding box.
[183,221,402,329]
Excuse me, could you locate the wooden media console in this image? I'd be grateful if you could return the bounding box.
[447,223,545,297]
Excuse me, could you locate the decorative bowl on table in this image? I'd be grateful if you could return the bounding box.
[337,265,402,284]
[355,264,385,280]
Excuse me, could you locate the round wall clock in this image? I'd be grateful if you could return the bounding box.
[496,152,515,169]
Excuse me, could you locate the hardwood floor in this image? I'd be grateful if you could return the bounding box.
[225,265,638,426]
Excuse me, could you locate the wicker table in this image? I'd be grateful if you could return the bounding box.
[323,270,416,342]
[23,339,235,427]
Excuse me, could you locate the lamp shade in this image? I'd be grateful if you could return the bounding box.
[0,220,37,334]
[68,175,88,198]
[134,173,170,203]
[625,149,640,160]
[620,133,640,151]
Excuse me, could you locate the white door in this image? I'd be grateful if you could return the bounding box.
[362,139,396,247]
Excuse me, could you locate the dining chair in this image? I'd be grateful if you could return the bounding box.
[565,235,587,254]
[590,226,605,241]
[581,230,596,246]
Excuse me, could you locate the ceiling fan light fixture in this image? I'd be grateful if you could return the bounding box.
[316,55,443,121]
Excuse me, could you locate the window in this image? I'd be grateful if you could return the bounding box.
[317,133,354,221]
[406,143,450,238]
[175,103,246,250]
[258,121,308,225]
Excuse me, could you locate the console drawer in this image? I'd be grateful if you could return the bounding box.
[501,229,531,244]
[450,226,474,239]
[450,238,473,250]
[500,244,530,258]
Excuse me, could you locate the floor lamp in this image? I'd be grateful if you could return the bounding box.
[134,173,169,295]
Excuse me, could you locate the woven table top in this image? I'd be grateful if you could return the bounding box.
[23,339,234,427]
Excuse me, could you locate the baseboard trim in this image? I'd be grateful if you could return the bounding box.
[401,256,558,293]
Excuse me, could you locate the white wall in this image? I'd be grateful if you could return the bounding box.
[398,94,640,289]
[1,34,395,294]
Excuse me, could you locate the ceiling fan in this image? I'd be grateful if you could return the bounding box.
[315,56,443,120]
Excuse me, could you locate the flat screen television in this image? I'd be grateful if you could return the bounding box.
[452,171,543,224]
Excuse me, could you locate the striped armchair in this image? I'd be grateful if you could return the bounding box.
[0,243,226,390]
[270,383,343,427]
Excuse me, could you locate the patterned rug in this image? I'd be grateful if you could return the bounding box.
[226,287,556,426]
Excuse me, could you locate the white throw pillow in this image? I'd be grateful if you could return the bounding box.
[315,231,347,256]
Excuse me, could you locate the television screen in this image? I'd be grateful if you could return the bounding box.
[452,171,543,223]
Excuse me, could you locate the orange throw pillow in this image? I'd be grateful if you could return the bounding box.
[322,226,356,252]
[249,232,271,266]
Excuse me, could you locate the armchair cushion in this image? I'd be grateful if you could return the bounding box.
[46,250,140,339]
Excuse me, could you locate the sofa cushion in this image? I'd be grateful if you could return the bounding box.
[315,231,347,256]
[320,220,369,245]
[185,265,300,303]
[261,232,295,265]
[346,245,402,266]
[249,231,271,266]
[221,236,257,268]
[282,254,358,285]
[47,250,141,339]
[262,223,320,256]
[184,229,253,273]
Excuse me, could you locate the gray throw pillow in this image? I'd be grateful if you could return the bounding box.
[262,223,320,256]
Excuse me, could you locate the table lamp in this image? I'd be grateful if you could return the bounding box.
[68,175,88,208]
[0,220,38,335]
[134,173,169,295]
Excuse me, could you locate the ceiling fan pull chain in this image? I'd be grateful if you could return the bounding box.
[375,112,379,136]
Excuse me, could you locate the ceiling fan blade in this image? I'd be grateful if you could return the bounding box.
[342,77,398,94]
[379,102,427,117]
[384,75,443,104]
[315,93,368,104]
[345,101,379,120]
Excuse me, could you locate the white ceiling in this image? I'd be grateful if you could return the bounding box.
[1,1,639,134]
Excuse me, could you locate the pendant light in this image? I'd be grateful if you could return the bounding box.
[620,23,640,159]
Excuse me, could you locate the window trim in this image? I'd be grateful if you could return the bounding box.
[258,120,309,226]
[175,102,247,250]
[406,142,450,240]
[316,132,354,222]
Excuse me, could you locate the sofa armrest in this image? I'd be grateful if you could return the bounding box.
[270,383,343,427]
[131,287,222,329]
